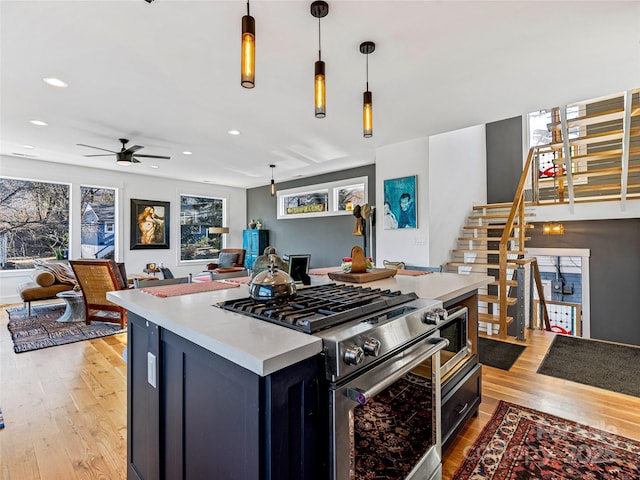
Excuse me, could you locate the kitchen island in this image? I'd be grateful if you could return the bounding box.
[108,272,491,480]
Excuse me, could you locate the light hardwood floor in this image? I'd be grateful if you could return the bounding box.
[1,301,128,480]
[1,302,639,479]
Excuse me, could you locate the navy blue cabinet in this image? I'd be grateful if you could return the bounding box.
[243,229,269,270]
[127,312,323,480]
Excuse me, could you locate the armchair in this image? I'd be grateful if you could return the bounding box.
[69,259,128,329]
[207,248,246,272]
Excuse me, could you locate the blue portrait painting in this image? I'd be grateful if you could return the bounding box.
[383,175,417,229]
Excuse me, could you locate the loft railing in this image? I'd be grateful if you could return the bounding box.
[526,89,640,208]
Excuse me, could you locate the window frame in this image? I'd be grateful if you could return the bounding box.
[178,193,227,264]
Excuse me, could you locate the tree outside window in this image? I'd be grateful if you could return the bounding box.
[180,194,225,262]
[0,178,70,269]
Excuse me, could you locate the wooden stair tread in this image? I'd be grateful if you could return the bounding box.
[488,280,519,287]
[553,146,640,164]
[479,294,517,305]
[457,236,530,242]
[463,225,529,230]
[479,313,514,325]
[452,249,524,255]
[573,182,640,193]
[546,126,640,151]
[546,106,630,131]
[446,262,519,268]
[472,202,535,210]
[549,165,640,181]
[468,213,535,220]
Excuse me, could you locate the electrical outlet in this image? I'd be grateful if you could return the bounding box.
[552,280,563,293]
[563,285,573,295]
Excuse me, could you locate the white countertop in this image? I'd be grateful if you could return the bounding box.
[108,272,492,377]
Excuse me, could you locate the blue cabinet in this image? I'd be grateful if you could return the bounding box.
[243,229,269,270]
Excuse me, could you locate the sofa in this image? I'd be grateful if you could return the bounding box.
[18,267,76,315]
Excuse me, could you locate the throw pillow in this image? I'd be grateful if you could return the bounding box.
[33,270,55,287]
[217,252,238,268]
[34,260,77,285]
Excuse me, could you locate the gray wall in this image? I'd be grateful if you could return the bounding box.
[528,219,640,346]
[246,165,375,268]
[486,116,523,204]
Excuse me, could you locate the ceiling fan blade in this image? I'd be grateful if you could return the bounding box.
[132,157,142,163]
[77,143,118,154]
[134,154,171,159]
[124,145,144,154]
[84,154,115,157]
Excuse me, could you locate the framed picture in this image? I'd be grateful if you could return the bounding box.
[130,199,170,249]
[383,175,417,229]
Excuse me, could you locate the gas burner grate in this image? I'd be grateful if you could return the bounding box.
[217,283,417,333]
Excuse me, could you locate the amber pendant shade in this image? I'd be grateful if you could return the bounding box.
[241,14,255,88]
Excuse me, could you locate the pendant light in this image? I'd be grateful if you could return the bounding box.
[270,164,276,196]
[360,41,375,138]
[241,1,255,88]
[311,1,329,118]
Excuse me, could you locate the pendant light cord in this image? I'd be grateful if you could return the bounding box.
[318,17,322,61]
[366,53,369,91]
[247,0,250,16]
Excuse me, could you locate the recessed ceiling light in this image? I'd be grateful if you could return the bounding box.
[228,130,241,136]
[23,145,35,149]
[43,77,68,88]
[182,151,193,155]
[30,120,48,126]
[150,165,159,169]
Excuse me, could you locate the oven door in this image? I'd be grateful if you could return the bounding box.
[328,335,448,480]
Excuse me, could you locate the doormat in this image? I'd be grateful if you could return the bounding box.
[537,334,640,398]
[478,337,526,370]
[451,400,640,480]
[6,304,125,353]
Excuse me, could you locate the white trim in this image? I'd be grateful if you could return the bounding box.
[525,247,591,338]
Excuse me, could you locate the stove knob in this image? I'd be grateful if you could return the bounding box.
[422,310,440,324]
[362,337,381,357]
[434,308,448,321]
[343,345,364,365]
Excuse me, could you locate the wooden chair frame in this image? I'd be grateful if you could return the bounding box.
[70,259,128,329]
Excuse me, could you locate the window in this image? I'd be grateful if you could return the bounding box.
[277,176,368,219]
[80,186,117,259]
[179,194,225,262]
[0,178,70,270]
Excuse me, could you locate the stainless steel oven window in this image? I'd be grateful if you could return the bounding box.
[329,336,448,480]
[439,307,469,377]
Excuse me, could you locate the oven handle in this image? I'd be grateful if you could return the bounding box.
[345,337,449,406]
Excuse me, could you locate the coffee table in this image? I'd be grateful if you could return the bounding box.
[56,290,85,322]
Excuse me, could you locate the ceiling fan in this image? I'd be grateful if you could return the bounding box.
[77,138,170,166]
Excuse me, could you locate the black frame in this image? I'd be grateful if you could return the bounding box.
[288,254,311,284]
[130,199,170,250]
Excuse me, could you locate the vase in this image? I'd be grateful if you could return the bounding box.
[249,219,257,229]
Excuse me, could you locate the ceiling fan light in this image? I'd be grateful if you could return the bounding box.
[241,2,255,89]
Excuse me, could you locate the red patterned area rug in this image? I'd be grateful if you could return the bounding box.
[6,304,125,353]
[452,401,640,480]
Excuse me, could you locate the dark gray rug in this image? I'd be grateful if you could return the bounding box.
[537,334,640,398]
[6,304,125,353]
[478,337,526,370]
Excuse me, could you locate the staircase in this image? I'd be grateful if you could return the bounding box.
[447,201,534,338]
[445,88,640,339]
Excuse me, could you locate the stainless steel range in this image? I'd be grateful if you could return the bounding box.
[219,283,450,480]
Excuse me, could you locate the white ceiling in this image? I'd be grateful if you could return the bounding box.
[2,0,639,189]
